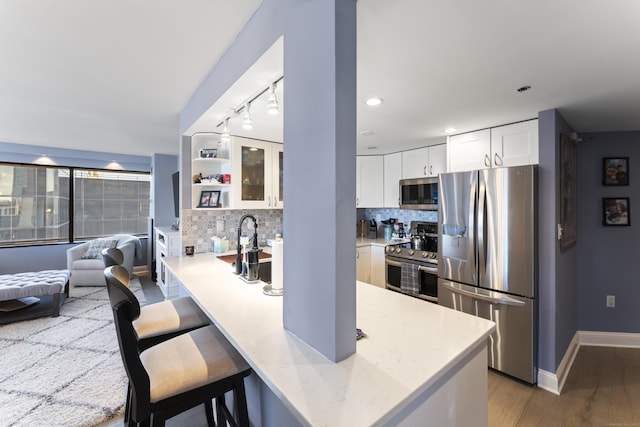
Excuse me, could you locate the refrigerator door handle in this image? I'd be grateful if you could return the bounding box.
[469,175,477,280]
[478,173,486,283]
[440,282,525,306]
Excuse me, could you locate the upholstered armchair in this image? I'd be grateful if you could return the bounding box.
[67,234,141,287]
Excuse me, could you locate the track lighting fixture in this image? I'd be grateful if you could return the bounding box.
[221,118,231,142]
[267,83,279,115]
[215,75,282,137]
[242,103,253,130]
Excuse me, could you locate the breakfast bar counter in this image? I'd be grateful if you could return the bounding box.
[163,253,495,426]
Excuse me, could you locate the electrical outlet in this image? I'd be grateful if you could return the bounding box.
[216,219,225,231]
[606,295,615,308]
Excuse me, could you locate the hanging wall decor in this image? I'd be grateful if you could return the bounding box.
[560,133,577,250]
[603,197,630,226]
[603,157,629,186]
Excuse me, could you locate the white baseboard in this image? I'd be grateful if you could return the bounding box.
[578,331,640,348]
[537,332,580,395]
[536,331,640,395]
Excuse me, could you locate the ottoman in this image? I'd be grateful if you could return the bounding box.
[0,270,70,324]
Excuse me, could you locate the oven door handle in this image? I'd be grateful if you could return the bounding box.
[418,265,438,274]
[386,258,438,274]
[440,282,524,306]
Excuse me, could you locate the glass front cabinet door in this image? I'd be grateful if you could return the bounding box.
[272,144,283,209]
[231,138,283,209]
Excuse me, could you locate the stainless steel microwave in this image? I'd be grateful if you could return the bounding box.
[399,177,438,210]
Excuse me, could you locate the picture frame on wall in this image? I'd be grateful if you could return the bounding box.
[603,197,630,226]
[603,157,629,186]
[560,134,577,250]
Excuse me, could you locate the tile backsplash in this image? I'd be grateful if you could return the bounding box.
[181,208,433,253]
[357,208,438,232]
[181,209,283,254]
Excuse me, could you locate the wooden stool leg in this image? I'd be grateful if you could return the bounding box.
[234,380,249,427]
[216,395,227,427]
[204,399,215,427]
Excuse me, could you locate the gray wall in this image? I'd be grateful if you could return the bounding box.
[151,153,178,228]
[538,109,579,373]
[0,141,150,275]
[179,0,357,363]
[577,131,640,332]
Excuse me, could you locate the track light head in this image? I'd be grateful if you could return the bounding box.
[221,118,231,142]
[267,84,279,115]
[242,103,253,130]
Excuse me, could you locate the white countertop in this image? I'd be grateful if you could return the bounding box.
[164,253,494,426]
[356,237,409,248]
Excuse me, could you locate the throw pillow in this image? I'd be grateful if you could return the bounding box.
[81,238,118,259]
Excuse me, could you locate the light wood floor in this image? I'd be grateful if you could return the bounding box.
[489,346,640,426]
[103,280,640,426]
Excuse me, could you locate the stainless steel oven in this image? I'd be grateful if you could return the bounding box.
[385,221,438,303]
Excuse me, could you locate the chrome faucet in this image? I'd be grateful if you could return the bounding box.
[235,214,258,276]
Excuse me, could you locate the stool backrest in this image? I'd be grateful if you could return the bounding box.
[104,265,140,320]
[102,247,124,268]
[104,265,151,420]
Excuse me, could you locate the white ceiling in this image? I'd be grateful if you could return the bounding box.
[1,0,639,157]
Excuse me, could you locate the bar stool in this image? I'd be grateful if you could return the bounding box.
[102,248,211,350]
[105,265,251,427]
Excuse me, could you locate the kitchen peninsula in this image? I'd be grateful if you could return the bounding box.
[164,253,495,426]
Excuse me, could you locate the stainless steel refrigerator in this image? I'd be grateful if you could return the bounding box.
[437,165,537,383]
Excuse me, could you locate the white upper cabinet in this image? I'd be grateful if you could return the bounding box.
[271,144,284,209]
[230,137,282,209]
[448,119,538,172]
[402,147,429,179]
[428,144,447,176]
[383,152,402,208]
[402,145,447,179]
[490,120,539,168]
[448,129,492,172]
[356,155,384,208]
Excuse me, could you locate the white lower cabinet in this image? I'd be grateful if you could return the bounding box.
[155,227,181,299]
[356,244,385,288]
[370,245,386,288]
[356,246,371,283]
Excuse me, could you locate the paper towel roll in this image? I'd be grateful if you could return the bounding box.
[271,239,284,291]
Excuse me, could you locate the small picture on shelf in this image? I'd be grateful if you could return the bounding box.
[199,148,218,158]
[208,190,221,208]
[198,191,212,208]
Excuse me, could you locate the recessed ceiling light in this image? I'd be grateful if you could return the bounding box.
[443,128,457,134]
[366,97,383,106]
[359,130,375,136]
[516,85,531,93]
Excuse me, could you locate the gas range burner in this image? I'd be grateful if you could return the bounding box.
[385,243,438,264]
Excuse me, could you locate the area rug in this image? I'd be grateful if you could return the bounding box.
[0,280,147,427]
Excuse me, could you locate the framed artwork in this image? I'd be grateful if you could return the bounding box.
[198,191,212,208]
[603,197,630,226]
[208,190,221,208]
[560,133,577,250]
[603,157,629,186]
[199,148,218,158]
